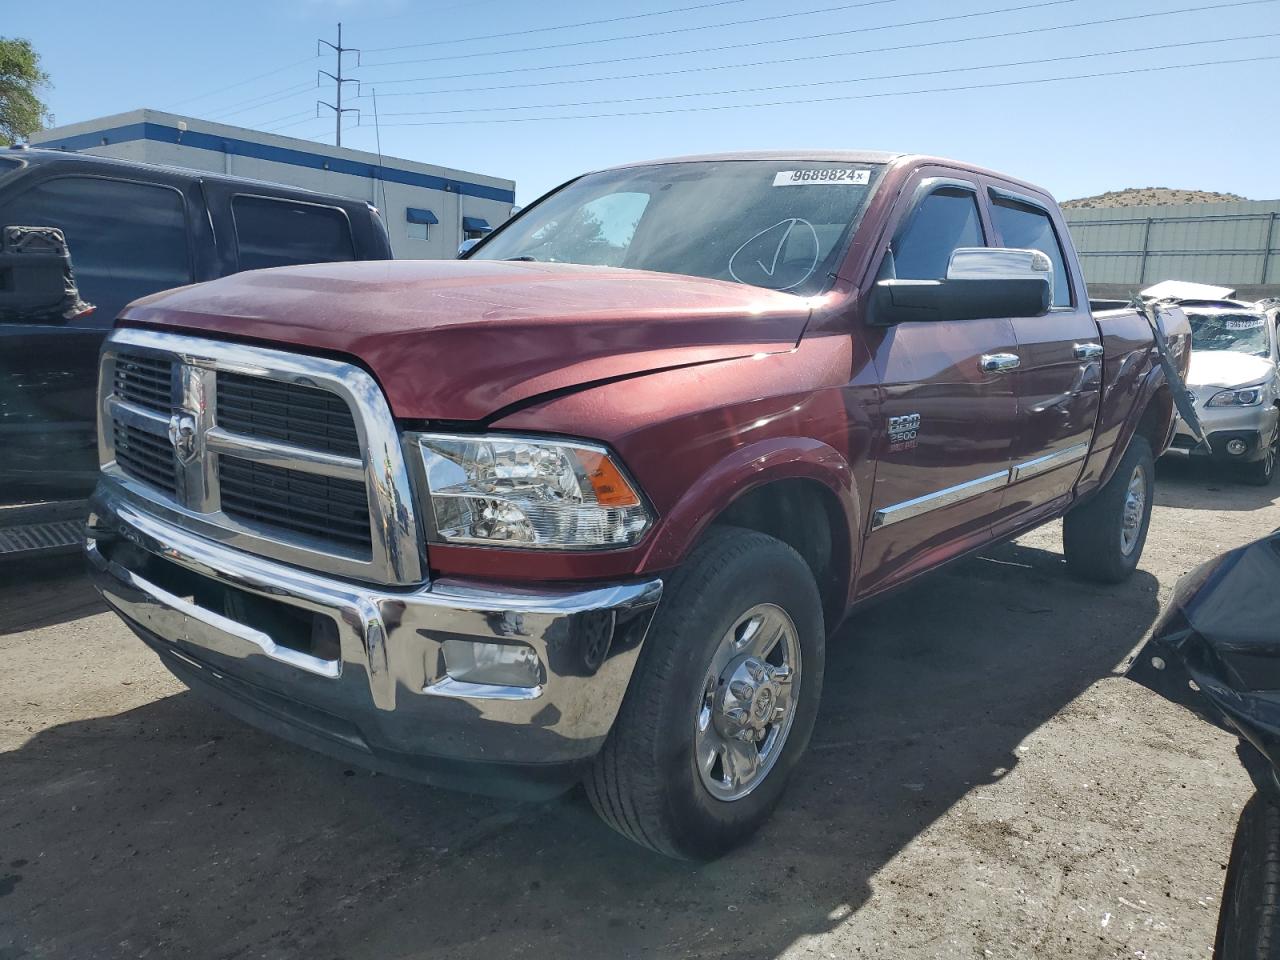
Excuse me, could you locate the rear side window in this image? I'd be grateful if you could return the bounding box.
[232,195,356,271]
[891,188,985,280]
[0,175,191,325]
[990,197,1071,307]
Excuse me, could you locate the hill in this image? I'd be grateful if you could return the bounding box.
[1063,187,1250,209]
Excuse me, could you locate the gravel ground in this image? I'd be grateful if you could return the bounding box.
[0,456,1273,960]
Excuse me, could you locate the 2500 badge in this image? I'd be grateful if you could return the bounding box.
[888,413,921,451]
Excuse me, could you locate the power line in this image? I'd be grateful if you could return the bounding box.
[163,54,318,111]
[359,0,921,68]
[375,53,1279,126]
[355,0,1111,82]
[356,0,1273,101]
[362,0,750,54]
[376,32,1278,118]
[204,81,316,121]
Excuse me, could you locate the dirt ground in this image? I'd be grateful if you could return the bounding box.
[0,457,1274,960]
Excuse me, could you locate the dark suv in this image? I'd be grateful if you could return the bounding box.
[0,147,393,556]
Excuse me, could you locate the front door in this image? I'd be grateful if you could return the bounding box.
[984,185,1102,534]
[858,174,1019,596]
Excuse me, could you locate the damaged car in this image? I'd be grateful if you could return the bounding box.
[1167,302,1280,484]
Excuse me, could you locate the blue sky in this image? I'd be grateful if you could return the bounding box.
[9,0,1279,204]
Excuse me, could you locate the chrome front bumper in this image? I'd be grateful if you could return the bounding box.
[86,482,662,797]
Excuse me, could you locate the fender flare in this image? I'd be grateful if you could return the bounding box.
[638,436,862,585]
[1099,360,1172,490]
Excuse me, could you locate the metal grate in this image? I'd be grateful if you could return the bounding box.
[218,455,371,553]
[0,519,84,555]
[114,353,173,413]
[216,372,361,457]
[113,422,177,495]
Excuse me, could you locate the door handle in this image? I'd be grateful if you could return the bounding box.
[980,353,1021,373]
[1074,342,1104,360]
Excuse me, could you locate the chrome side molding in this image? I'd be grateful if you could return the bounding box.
[872,442,1092,529]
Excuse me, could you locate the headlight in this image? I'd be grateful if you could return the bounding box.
[1206,386,1264,407]
[414,433,652,549]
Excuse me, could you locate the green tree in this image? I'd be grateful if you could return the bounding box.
[0,38,51,145]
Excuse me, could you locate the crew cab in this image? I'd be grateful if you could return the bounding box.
[1166,301,1279,484]
[85,151,1188,859]
[0,147,392,557]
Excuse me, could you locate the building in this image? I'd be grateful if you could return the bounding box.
[1063,199,1280,301]
[31,109,516,260]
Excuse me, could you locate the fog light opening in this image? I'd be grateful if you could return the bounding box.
[1226,439,1248,456]
[441,638,542,688]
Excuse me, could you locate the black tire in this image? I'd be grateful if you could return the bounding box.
[1215,792,1280,960]
[585,525,825,860]
[1063,435,1154,584]
[1240,428,1278,487]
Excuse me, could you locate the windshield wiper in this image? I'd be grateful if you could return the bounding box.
[503,256,538,262]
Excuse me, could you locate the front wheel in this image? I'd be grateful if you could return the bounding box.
[1215,792,1280,960]
[1240,427,1278,486]
[1063,435,1154,584]
[585,526,825,860]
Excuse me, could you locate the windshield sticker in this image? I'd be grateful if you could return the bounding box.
[773,169,870,187]
[1225,318,1265,329]
[728,218,820,292]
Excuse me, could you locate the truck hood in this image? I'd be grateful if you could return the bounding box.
[120,260,815,421]
[1186,351,1274,389]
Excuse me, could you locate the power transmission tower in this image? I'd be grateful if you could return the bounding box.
[317,22,359,147]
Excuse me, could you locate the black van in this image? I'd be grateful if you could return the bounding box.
[0,147,393,557]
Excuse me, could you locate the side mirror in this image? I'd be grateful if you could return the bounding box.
[457,238,481,259]
[871,247,1052,324]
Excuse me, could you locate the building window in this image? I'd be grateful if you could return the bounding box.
[406,207,438,242]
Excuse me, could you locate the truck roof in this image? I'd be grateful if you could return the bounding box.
[1,146,367,203]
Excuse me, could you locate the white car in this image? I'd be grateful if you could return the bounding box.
[1169,304,1280,484]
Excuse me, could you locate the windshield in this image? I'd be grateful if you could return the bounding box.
[474,160,885,296]
[1188,311,1271,357]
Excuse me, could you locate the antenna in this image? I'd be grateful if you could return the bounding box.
[371,87,387,215]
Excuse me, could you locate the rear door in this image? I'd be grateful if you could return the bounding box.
[0,169,200,503]
[984,185,1102,534]
[857,172,1019,595]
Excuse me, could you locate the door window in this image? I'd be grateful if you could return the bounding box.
[890,187,985,280]
[231,195,356,270]
[0,175,191,325]
[990,197,1072,307]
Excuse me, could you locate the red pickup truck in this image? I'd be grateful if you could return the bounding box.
[87,151,1189,859]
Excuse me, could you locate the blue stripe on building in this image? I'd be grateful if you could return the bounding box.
[33,122,516,204]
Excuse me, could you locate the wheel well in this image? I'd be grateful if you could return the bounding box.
[712,478,849,628]
[1136,384,1173,454]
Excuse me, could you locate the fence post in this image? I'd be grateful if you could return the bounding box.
[1262,212,1277,286]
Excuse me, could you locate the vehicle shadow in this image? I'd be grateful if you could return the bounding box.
[0,555,104,635]
[0,541,1159,960]
[1155,455,1280,513]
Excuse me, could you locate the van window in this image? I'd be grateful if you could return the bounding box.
[990,197,1072,307]
[891,188,985,281]
[232,195,355,270]
[0,175,191,325]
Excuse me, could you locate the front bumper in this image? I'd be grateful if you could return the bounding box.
[1170,400,1278,462]
[86,483,662,799]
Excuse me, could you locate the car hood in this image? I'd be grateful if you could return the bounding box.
[119,259,816,421]
[1186,350,1274,389]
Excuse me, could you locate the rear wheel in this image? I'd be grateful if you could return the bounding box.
[1215,791,1280,960]
[585,526,825,860]
[1063,435,1154,584]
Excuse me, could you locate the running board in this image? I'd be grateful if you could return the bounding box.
[0,518,84,557]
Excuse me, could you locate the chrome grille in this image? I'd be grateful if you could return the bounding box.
[216,371,361,457]
[98,329,422,586]
[113,353,173,414]
[112,420,178,495]
[218,456,372,551]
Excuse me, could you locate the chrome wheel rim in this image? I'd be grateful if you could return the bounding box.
[695,603,802,802]
[1120,463,1147,556]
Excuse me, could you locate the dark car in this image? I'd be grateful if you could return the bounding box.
[0,147,393,557]
[1129,532,1280,958]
